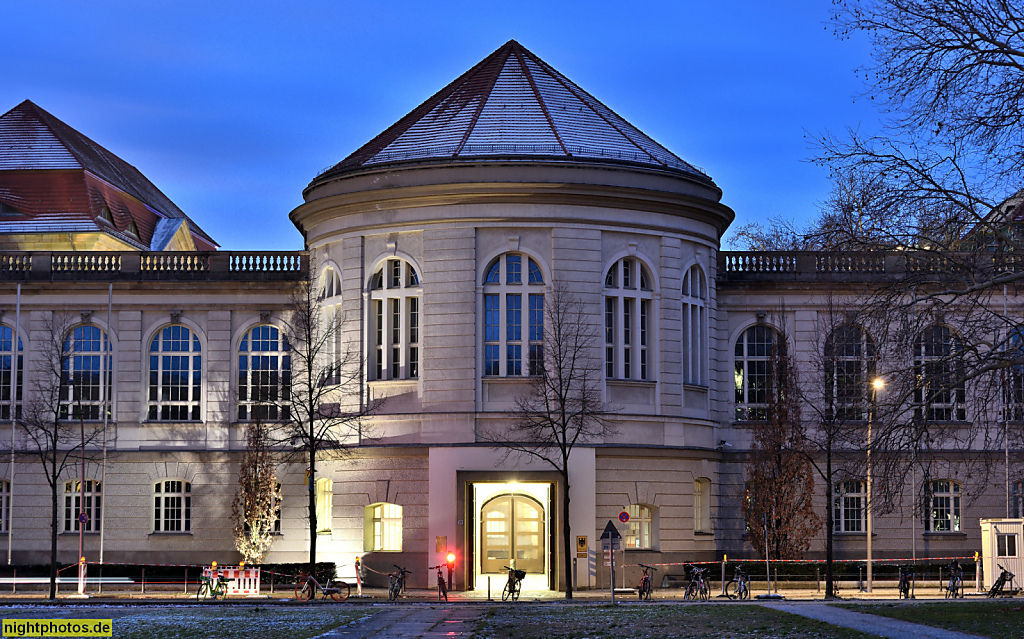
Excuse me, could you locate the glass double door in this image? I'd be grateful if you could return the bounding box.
[480,493,545,574]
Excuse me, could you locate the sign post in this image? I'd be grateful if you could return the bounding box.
[600,521,622,603]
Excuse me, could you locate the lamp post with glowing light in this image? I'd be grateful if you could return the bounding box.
[866,377,884,593]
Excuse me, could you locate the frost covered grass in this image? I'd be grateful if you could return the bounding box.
[840,600,1024,638]
[0,605,372,639]
[472,604,872,638]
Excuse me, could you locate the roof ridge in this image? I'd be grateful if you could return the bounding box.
[512,44,569,157]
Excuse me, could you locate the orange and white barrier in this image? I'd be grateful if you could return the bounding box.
[202,566,261,596]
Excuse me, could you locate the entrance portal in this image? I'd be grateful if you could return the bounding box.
[480,493,545,574]
[472,482,550,591]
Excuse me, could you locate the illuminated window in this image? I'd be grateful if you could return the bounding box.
[316,478,333,533]
[925,480,961,532]
[154,480,191,533]
[64,480,101,533]
[60,325,112,421]
[483,253,545,377]
[148,325,202,421]
[238,325,291,421]
[364,502,403,552]
[624,504,653,549]
[734,326,781,420]
[369,259,421,380]
[833,480,866,532]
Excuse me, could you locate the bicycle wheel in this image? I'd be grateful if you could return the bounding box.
[739,581,749,600]
[944,580,954,599]
[196,582,209,601]
[699,581,709,602]
[329,580,350,602]
[439,576,448,602]
[295,580,314,601]
[502,580,512,601]
[725,580,738,600]
[213,584,227,601]
[388,577,400,601]
[512,580,521,601]
[638,576,648,601]
[684,582,697,601]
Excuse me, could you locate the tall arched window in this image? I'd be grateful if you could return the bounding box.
[681,265,707,385]
[0,325,23,420]
[604,257,654,380]
[238,325,291,421]
[148,325,202,421]
[825,324,876,421]
[734,325,781,420]
[320,265,343,384]
[925,479,961,532]
[624,503,654,549]
[60,325,112,421]
[369,259,421,381]
[482,253,545,377]
[914,325,965,421]
[154,479,191,533]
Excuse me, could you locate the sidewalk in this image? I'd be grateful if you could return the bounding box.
[762,602,985,639]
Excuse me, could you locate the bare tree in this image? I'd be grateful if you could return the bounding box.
[273,263,378,576]
[17,311,103,599]
[742,321,822,561]
[484,282,611,599]
[231,416,278,564]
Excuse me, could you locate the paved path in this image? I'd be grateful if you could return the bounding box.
[762,602,984,639]
[320,605,480,638]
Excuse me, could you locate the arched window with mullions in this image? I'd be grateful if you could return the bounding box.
[238,325,291,421]
[681,265,708,385]
[319,265,343,384]
[734,325,782,421]
[0,325,23,420]
[914,325,966,421]
[148,325,202,421]
[369,258,421,381]
[604,257,654,381]
[483,253,545,377]
[825,324,876,421]
[1004,327,1024,421]
[60,325,112,421]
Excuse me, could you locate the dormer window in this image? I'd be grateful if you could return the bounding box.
[0,202,24,218]
[98,206,114,225]
[126,221,139,238]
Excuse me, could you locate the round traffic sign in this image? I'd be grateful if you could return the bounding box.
[78,512,89,524]
[618,511,629,523]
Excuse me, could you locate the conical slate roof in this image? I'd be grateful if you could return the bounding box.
[318,40,710,182]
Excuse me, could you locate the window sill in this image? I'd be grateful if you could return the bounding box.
[624,547,656,552]
[60,532,100,536]
[366,548,403,553]
[148,532,192,537]
[682,383,709,391]
[923,531,966,537]
[694,531,714,537]
[606,379,657,387]
[832,531,869,536]
[144,421,204,425]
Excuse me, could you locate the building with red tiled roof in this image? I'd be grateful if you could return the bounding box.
[0,100,217,251]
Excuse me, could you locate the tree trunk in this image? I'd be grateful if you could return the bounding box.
[824,449,835,600]
[562,469,572,600]
[49,470,58,600]
[308,441,317,577]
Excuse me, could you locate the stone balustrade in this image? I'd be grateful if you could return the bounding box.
[0,251,308,281]
[719,250,1021,281]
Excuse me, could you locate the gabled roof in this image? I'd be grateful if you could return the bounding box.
[0,100,218,250]
[316,40,711,183]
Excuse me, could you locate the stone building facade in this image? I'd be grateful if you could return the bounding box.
[0,41,1019,591]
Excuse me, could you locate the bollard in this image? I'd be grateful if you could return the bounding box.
[141,568,146,596]
[271,573,274,594]
[355,557,363,597]
[816,565,820,592]
[488,576,491,601]
[720,557,726,596]
[773,567,778,594]
[184,568,189,594]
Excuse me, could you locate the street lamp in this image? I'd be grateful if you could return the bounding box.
[866,377,884,593]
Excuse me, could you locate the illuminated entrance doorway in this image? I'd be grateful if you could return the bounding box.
[473,482,550,591]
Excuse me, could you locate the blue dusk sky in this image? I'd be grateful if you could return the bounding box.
[1,1,878,250]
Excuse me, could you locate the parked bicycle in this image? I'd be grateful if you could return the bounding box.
[898,565,915,599]
[944,560,964,599]
[197,571,229,601]
[428,564,449,602]
[388,565,411,601]
[295,571,351,601]
[502,565,525,602]
[725,564,750,600]
[987,564,1018,598]
[684,564,710,602]
[637,563,657,601]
